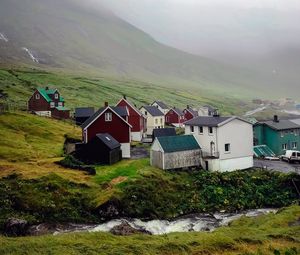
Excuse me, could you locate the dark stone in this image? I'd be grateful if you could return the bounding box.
[97,199,123,220]
[110,222,151,236]
[4,218,28,237]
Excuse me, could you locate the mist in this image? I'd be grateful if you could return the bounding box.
[73,0,300,67]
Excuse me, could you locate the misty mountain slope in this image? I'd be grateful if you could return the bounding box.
[0,0,289,98]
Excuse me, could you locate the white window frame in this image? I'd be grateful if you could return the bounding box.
[190,126,194,133]
[225,143,231,153]
[58,102,63,107]
[209,127,213,135]
[50,102,55,108]
[105,112,112,122]
[54,93,59,99]
[35,94,40,99]
[282,143,287,150]
[292,142,297,149]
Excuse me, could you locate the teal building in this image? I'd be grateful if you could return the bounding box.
[254,116,300,155]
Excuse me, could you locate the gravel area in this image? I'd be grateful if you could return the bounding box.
[254,159,300,174]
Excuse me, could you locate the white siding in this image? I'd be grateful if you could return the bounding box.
[121,143,131,158]
[131,131,143,142]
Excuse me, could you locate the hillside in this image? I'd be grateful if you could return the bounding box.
[0,0,286,99]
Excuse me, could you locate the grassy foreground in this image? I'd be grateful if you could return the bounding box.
[0,205,299,255]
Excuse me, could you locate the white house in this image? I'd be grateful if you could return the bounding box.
[151,101,169,115]
[184,116,253,172]
[198,105,217,117]
[140,106,165,136]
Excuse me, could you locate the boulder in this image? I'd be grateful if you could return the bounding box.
[110,222,151,236]
[4,218,28,237]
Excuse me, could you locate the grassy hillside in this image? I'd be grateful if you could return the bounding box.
[0,0,292,99]
[0,68,253,115]
[0,205,299,255]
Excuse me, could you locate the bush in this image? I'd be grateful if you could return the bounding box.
[58,155,96,175]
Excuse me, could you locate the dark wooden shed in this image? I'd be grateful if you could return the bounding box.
[76,133,122,165]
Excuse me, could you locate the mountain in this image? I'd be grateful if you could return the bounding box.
[0,0,296,99]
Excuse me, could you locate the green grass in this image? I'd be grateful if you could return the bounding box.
[0,67,254,116]
[0,205,299,255]
[0,111,80,162]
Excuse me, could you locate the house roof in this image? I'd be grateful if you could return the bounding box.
[184,116,231,127]
[152,101,169,109]
[153,128,176,138]
[81,106,131,130]
[142,106,164,116]
[116,97,143,116]
[262,120,300,131]
[185,108,198,117]
[290,119,300,126]
[156,135,201,153]
[75,107,95,118]
[37,88,64,102]
[95,133,121,150]
[172,107,184,116]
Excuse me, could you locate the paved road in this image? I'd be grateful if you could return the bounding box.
[254,159,300,174]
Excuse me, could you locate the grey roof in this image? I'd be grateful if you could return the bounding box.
[184,116,231,127]
[95,133,120,150]
[263,119,300,131]
[75,107,95,118]
[153,128,176,138]
[142,106,164,116]
[172,107,184,116]
[81,106,128,129]
[185,108,198,117]
[152,101,169,109]
[290,119,300,126]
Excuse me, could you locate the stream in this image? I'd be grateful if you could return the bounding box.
[39,208,278,236]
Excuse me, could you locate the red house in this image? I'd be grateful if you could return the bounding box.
[116,96,146,141]
[28,87,69,119]
[183,105,198,121]
[81,103,132,158]
[165,107,185,127]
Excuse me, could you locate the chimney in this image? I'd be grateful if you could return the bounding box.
[123,95,126,100]
[273,115,279,123]
[187,105,190,109]
[45,86,49,90]
[104,102,108,107]
[213,109,220,117]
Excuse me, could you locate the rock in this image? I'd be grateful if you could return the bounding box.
[4,218,28,237]
[97,199,122,220]
[110,222,151,236]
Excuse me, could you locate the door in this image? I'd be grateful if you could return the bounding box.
[205,161,209,171]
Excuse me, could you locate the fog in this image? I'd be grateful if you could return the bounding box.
[73,0,300,65]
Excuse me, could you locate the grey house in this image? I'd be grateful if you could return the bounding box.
[150,135,201,170]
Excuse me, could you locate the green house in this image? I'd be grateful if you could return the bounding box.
[254,116,300,155]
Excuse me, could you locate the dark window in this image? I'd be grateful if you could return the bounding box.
[190,126,194,133]
[225,143,230,152]
[209,127,213,134]
[199,126,203,134]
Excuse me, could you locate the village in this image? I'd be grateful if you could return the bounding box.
[28,87,300,173]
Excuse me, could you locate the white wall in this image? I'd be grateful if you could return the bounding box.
[121,143,131,158]
[131,131,143,142]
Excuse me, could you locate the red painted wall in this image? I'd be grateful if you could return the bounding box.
[117,99,144,132]
[52,109,70,120]
[183,109,194,121]
[28,90,50,111]
[166,109,181,124]
[86,108,130,143]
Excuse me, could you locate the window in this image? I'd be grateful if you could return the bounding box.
[160,118,163,124]
[155,118,158,125]
[35,94,40,99]
[209,127,213,134]
[282,143,287,150]
[105,112,112,122]
[225,143,231,153]
[54,93,59,99]
[50,102,55,108]
[145,111,147,116]
[199,126,203,134]
[280,131,284,137]
[58,102,63,107]
[190,126,194,133]
[292,142,297,149]
[290,130,294,135]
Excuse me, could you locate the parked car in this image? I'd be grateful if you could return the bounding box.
[281,150,300,163]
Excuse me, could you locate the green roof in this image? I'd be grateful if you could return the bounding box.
[37,88,64,102]
[253,145,275,157]
[157,135,200,153]
[55,106,69,111]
